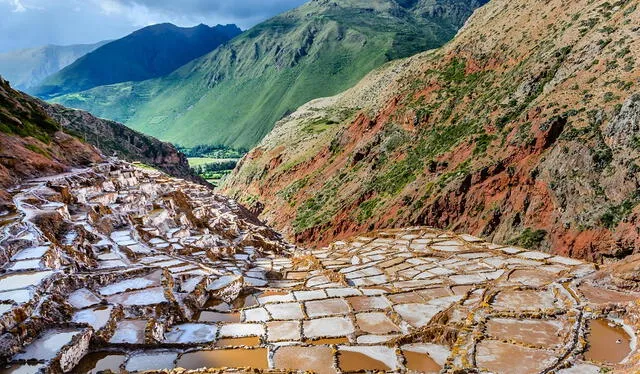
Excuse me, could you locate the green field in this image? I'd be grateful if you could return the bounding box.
[187,157,237,168]
[188,157,239,186]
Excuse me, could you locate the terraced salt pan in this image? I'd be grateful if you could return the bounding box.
[347,295,391,311]
[492,289,558,311]
[2,363,46,373]
[338,345,398,371]
[356,312,400,334]
[401,343,451,366]
[0,289,33,304]
[73,352,127,374]
[486,318,568,348]
[305,299,350,317]
[475,340,556,374]
[107,286,167,306]
[272,346,336,374]
[72,306,113,331]
[99,273,159,296]
[266,320,301,341]
[0,271,52,291]
[0,304,13,316]
[556,363,602,374]
[11,246,48,260]
[125,351,178,372]
[4,163,639,373]
[218,323,265,337]
[293,289,327,301]
[265,302,304,320]
[303,316,355,338]
[15,329,81,360]
[394,296,462,327]
[176,348,268,370]
[207,275,241,291]
[110,320,147,344]
[6,259,42,271]
[68,288,101,309]
[356,334,401,344]
[243,307,270,322]
[258,291,295,304]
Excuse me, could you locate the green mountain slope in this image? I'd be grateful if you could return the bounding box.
[0,41,108,91]
[33,23,241,99]
[52,0,487,149]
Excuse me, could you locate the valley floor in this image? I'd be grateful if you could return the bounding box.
[0,162,638,373]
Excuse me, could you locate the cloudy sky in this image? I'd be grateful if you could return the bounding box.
[0,0,307,53]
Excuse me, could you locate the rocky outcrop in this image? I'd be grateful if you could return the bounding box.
[224,0,640,262]
[42,103,199,182]
[0,76,102,209]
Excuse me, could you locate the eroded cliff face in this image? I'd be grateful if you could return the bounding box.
[42,103,197,182]
[0,77,103,209]
[224,0,640,261]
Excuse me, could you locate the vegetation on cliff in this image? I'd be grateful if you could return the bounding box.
[224,0,640,261]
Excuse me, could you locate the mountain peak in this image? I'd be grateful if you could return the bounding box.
[31,22,242,98]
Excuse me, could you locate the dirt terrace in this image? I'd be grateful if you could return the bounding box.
[0,161,637,373]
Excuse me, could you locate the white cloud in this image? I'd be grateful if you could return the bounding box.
[0,0,307,53]
[10,0,26,12]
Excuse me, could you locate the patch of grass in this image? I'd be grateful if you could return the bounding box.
[278,177,309,205]
[24,143,49,157]
[357,197,381,223]
[600,193,640,229]
[293,175,343,232]
[508,228,547,249]
[302,118,338,134]
[473,132,496,155]
[371,120,480,196]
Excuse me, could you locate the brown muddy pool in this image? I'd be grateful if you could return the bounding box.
[306,337,350,345]
[585,319,632,364]
[338,350,390,372]
[214,336,261,347]
[403,350,442,373]
[74,352,127,373]
[176,348,268,370]
[197,311,241,323]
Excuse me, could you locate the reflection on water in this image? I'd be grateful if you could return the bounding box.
[74,352,127,374]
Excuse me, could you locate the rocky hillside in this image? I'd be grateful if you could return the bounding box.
[0,77,198,210]
[42,103,196,181]
[0,41,108,91]
[50,0,487,149]
[224,0,640,262]
[32,23,241,99]
[0,76,102,209]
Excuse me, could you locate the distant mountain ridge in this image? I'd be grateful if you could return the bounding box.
[50,0,487,149]
[0,41,109,91]
[32,23,242,99]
